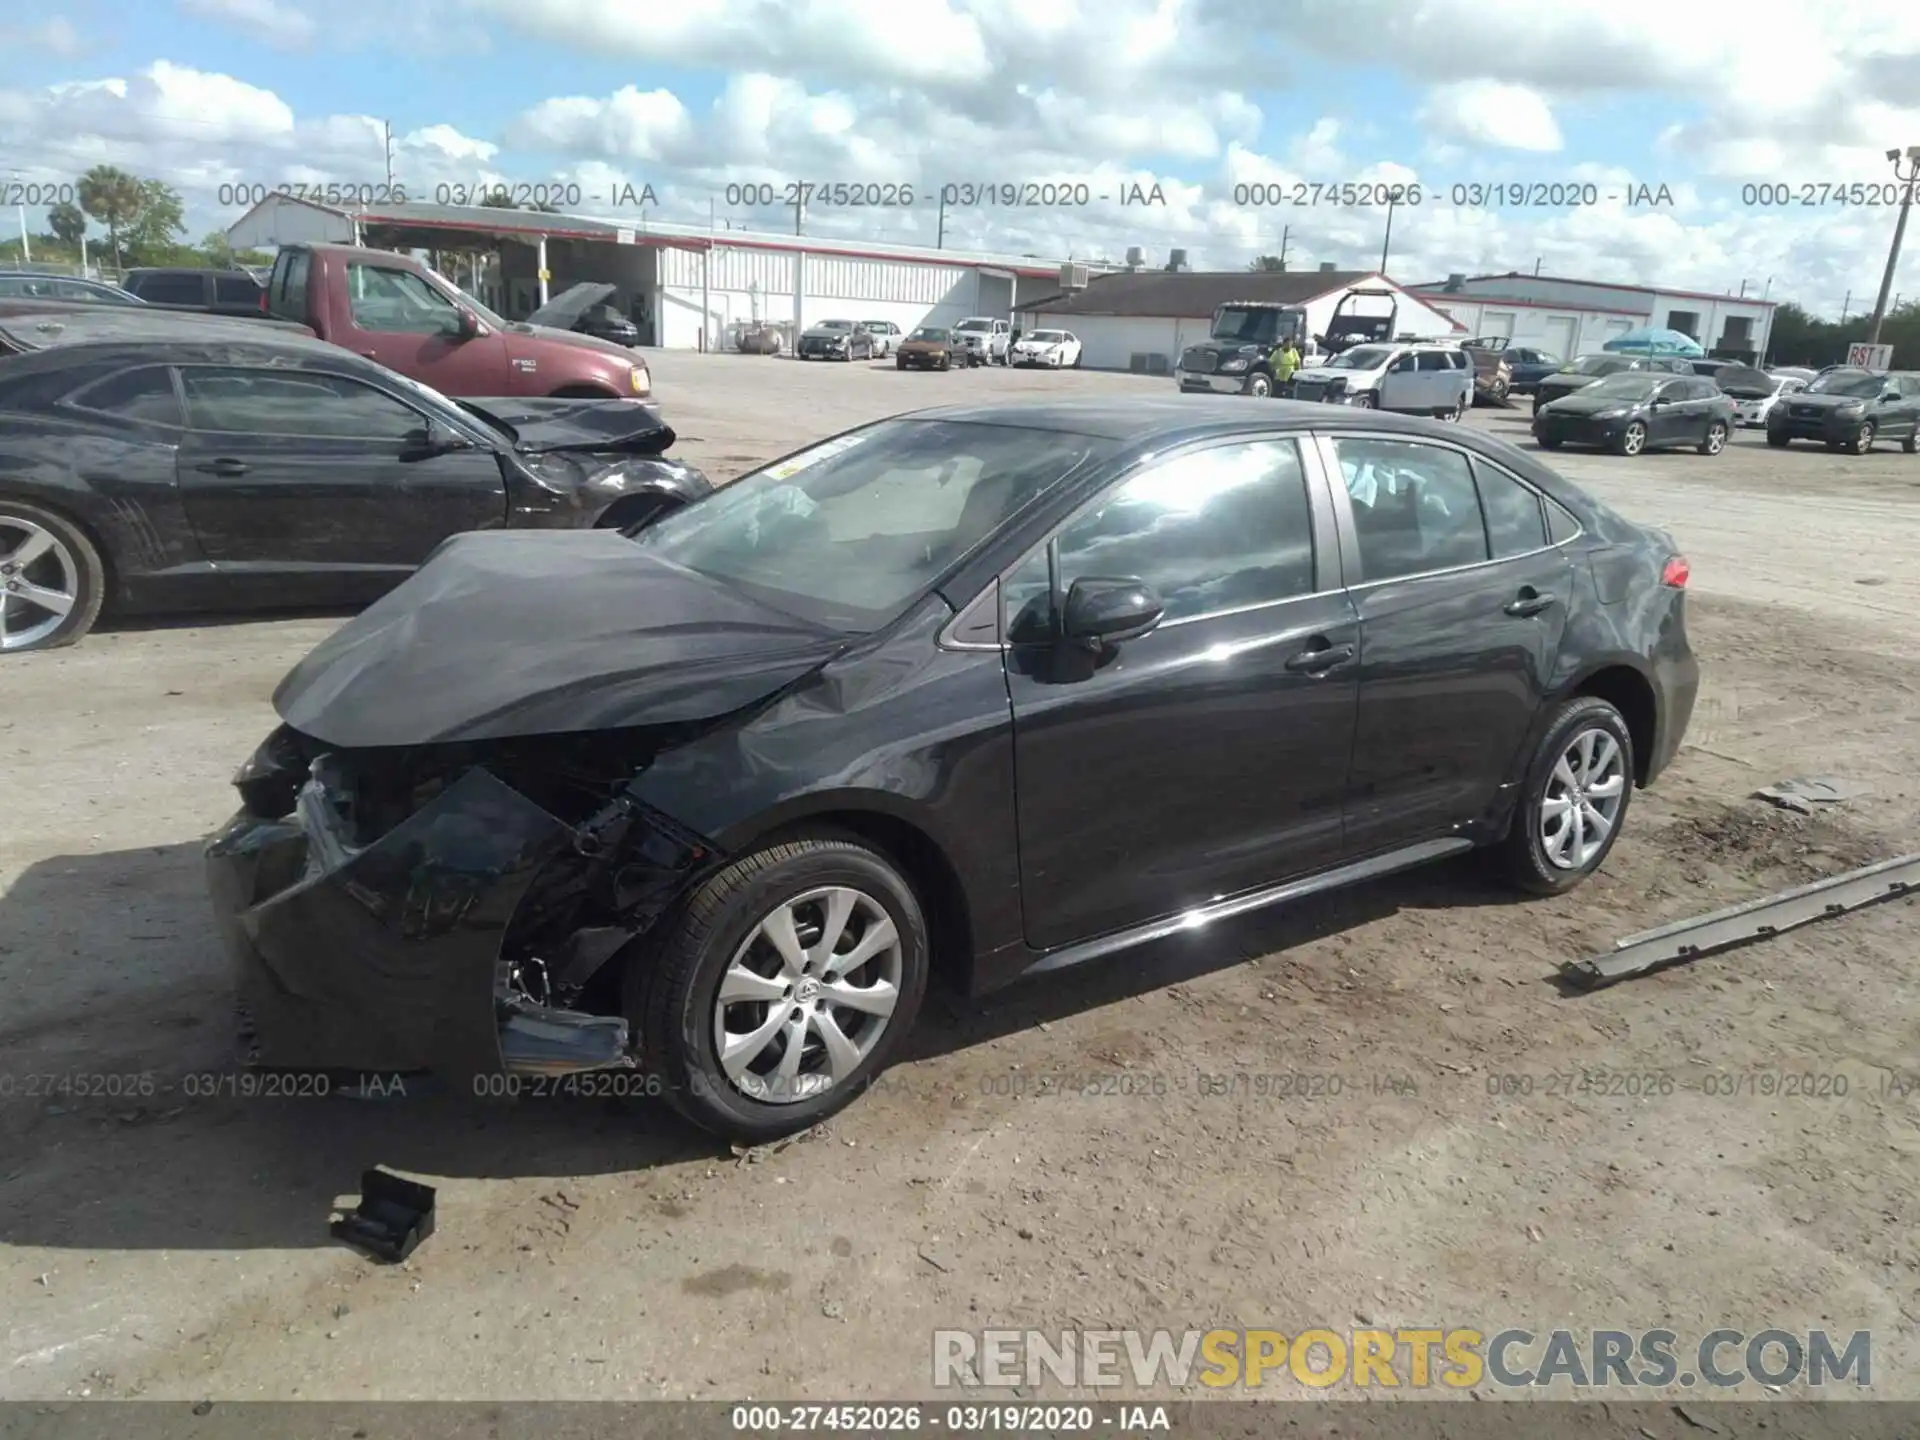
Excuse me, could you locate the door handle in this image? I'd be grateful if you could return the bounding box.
[1505,589,1557,617]
[1285,641,1355,674]
[194,459,249,476]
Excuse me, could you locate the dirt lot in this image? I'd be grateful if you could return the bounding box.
[3,353,1918,1404]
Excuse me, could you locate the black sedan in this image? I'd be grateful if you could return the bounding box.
[209,398,1698,1143]
[0,330,709,652]
[1533,373,1736,456]
[1532,354,1695,412]
[1766,367,1920,453]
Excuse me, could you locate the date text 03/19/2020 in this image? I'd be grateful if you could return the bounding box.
[1226,180,1677,208]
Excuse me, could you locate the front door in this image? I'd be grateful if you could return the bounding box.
[1378,351,1424,410]
[1321,433,1572,853]
[174,364,507,602]
[1005,436,1358,951]
[1646,377,1697,446]
[341,259,512,397]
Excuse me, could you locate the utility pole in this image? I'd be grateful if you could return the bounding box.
[936,191,945,249]
[1277,224,1290,270]
[794,194,804,236]
[1840,290,1851,324]
[1868,145,1920,345]
[383,120,394,189]
[1379,189,1401,274]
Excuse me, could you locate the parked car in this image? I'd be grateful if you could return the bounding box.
[1290,342,1475,419]
[530,283,640,347]
[1767,366,1817,383]
[1461,341,1513,403]
[1502,347,1565,396]
[0,329,709,652]
[122,267,267,317]
[1765,368,1920,453]
[0,272,143,306]
[1533,373,1736,456]
[207,398,1697,1142]
[895,326,960,371]
[797,320,874,361]
[1712,365,1805,428]
[1531,354,1695,412]
[0,305,314,355]
[1010,329,1082,369]
[952,317,1011,366]
[264,244,652,399]
[861,321,903,357]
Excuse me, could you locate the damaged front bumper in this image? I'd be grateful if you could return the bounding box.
[206,735,712,1084]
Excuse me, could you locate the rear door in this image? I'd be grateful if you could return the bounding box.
[1004,435,1357,949]
[1415,350,1455,410]
[340,257,510,394]
[1323,432,1573,853]
[173,364,507,598]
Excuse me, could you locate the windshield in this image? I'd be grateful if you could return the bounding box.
[1564,355,1628,376]
[1210,307,1297,345]
[1326,345,1395,371]
[911,328,948,341]
[1805,369,1882,397]
[1029,331,1067,343]
[1581,374,1662,400]
[955,320,992,331]
[630,420,1116,631]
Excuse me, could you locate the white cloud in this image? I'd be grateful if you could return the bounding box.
[1421,81,1562,153]
[0,18,85,57]
[180,0,319,49]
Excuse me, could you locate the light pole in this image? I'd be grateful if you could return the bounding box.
[1379,186,1403,274]
[1867,145,1920,346]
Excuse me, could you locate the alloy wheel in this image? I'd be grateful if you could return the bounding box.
[712,885,903,1104]
[1854,423,1875,454]
[1621,422,1647,456]
[1704,423,1727,454]
[1540,728,1627,871]
[0,516,79,652]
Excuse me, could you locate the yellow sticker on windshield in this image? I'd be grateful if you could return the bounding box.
[760,433,867,481]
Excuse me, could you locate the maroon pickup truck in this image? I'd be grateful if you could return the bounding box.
[263,244,651,400]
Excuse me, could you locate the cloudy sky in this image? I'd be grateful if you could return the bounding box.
[4,0,1920,315]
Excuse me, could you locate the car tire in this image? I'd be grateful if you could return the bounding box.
[1616,421,1647,456]
[1351,392,1376,408]
[630,834,931,1144]
[1246,373,1273,398]
[1699,420,1728,455]
[1903,431,1917,453]
[1852,423,1875,454]
[895,358,906,369]
[1767,430,1790,447]
[1536,436,1562,450]
[0,498,106,654]
[1071,352,1082,368]
[1493,696,1635,897]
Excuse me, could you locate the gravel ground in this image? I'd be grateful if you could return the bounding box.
[2,354,1917,1405]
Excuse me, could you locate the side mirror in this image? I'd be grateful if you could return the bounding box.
[1062,576,1164,646]
[447,306,481,341]
[400,421,476,461]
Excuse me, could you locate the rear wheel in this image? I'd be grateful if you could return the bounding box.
[0,499,105,653]
[1904,431,1917,453]
[1494,696,1635,896]
[630,835,930,1143]
[1699,420,1728,455]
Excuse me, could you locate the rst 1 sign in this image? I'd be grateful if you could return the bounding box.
[1847,343,1893,371]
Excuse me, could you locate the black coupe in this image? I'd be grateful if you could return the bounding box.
[1532,373,1737,456]
[210,398,1698,1142]
[0,328,710,651]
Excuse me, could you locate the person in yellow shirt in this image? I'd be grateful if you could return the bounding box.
[1272,337,1301,394]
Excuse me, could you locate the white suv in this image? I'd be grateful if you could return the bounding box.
[1290,341,1475,419]
[952,317,1010,366]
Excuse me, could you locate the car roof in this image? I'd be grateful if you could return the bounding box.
[0,329,360,374]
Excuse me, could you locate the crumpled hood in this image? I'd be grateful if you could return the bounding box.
[462,396,675,455]
[274,531,847,747]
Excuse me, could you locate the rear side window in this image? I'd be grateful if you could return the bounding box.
[132,273,207,306]
[270,251,310,321]
[1332,437,1487,582]
[214,273,260,305]
[1416,351,1450,371]
[1545,498,1582,544]
[66,366,183,426]
[1473,463,1548,557]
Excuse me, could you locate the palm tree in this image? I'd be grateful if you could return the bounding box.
[47,201,87,248]
[77,165,145,268]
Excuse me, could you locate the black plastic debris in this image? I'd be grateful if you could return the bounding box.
[331,1168,436,1262]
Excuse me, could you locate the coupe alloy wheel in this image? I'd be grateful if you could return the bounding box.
[712,885,904,1103]
[0,516,79,652]
[1540,728,1627,871]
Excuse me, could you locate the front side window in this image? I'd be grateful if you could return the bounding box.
[1332,437,1487,582]
[347,264,459,334]
[631,419,1116,632]
[1005,440,1317,635]
[1416,351,1451,371]
[133,273,207,306]
[179,367,424,439]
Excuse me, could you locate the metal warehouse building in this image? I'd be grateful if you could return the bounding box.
[1016,265,1465,374]
[1408,271,1778,364]
[226,195,1099,351]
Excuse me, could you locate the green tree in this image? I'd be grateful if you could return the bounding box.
[76,164,146,266]
[47,201,87,247]
[121,179,187,264]
[1247,254,1288,272]
[202,230,234,265]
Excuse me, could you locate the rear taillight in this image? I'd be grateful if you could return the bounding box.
[1661,555,1690,588]
[259,292,268,312]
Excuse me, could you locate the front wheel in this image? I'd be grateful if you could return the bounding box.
[1699,420,1728,455]
[0,499,105,653]
[1245,373,1273,398]
[1616,421,1647,456]
[630,835,931,1143]
[1536,436,1562,450]
[1903,431,1917,453]
[1852,423,1875,454]
[1351,391,1376,409]
[1767,429,1790,448]
[1493,696,1635,896]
